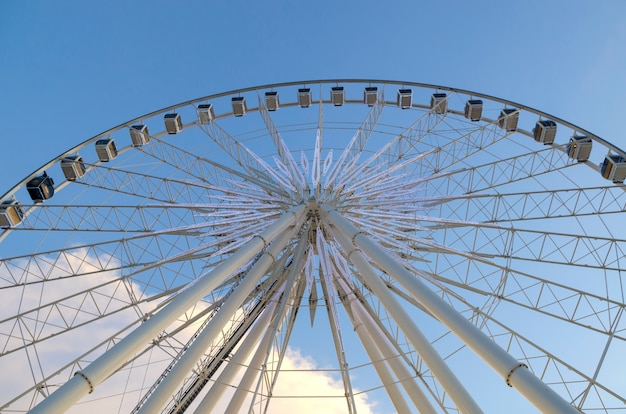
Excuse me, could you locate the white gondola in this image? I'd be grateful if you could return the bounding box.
[26,172,54,202]
[130,124,150,146]
[298,88,312,108]
[164,113,183,134]
[430,93,447,114]
[232,97,247,117]
[95,138,118,161]
[0,199,24,228]
[363,86,378,106]
[397,89,412,109]
[60,155,86,181]
[601,153,626,183]
[464,99,483,121]
[498,108,519,131]
[331,86,345,106]
[265,91,279,111]
[567,135,592,162]
[197,104,215,124]
[533,120,557,144]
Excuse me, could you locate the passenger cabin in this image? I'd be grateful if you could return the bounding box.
[430,93,447,114]
[164,113,183,134]
[567,135,592,162]
[197,104,215,124]
[231,97,247,117]
[397,89,412,109]
[61,155,86,181]
[533,120,557,144]
[364,87,378,106]
[601,154,626,183]
[0,199,24,228]
[265,92,279,111]
[498,108,519,131]
[95,138,118,161]
[130,125,150,146]
[298,88,312,108]
[26,172,54,202]
[464,99,483,121]
[331,87,345,106]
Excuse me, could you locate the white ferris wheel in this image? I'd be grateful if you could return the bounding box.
[1,80,626,413]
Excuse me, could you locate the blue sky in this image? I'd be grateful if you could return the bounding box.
[1,1,626,412]
[1,1,626,188]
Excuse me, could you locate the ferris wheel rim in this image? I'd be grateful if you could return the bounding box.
[3,78,624,206]
[2,78,626,413]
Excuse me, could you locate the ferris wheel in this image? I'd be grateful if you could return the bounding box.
[2,79,626,413]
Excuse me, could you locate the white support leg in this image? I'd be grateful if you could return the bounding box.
[192,295,280,413]
[223,231,311,413]
[223,315,277,413]
[322,205,580,414]
[137,227,300,413]
[360,309,438,413]
[337,278,416,414]
[353,315,414,414]
[325,211,483,414]
[345,283,439,414]
[29,205,305,414]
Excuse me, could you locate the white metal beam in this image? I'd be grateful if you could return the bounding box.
[349,289,439,413]
[136,227,300,413]
[324,207,483,414]
[189,290,280,412]
[322,205,580,414]
[29,205,305,414]
[337,275,437,414]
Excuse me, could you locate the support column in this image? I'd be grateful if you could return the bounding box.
[224,229,308,414]
[322,205,580,414]
[337,277,419,414]
[30,205,305,414]
[338,274,438,414]
[355,306,438,414]
[224,306,280,413]
[325,211,483,414]
[193,297,279,413]
[137,227,300,413]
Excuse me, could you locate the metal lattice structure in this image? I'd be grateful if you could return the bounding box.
[2,80,626,413]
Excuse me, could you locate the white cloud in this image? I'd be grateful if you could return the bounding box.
[269,347,376,414]
[0,248,148,412]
